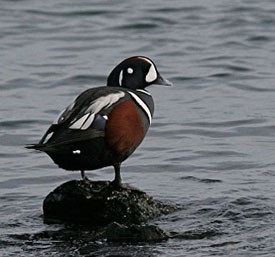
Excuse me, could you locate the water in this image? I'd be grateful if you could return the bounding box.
[1,0,275,256]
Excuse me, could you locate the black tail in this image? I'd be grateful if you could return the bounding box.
[25,142,72,153]
[25,144,46,151]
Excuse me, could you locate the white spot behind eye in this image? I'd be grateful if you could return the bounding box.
[119,70,123,86]
[145,64,157,83]
[127,68,134,74]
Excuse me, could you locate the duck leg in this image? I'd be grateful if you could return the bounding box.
[112,163,122,187]
[81,170,89,181]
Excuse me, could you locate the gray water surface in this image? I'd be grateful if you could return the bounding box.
[1,0,275,256]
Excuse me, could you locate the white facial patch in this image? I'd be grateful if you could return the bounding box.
[69,91,125,130]
[145,64,157,83]
[119,70,123,86]
[137,57,158,83]
[127,67,134,74]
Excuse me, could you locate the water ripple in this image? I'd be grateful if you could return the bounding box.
[228,82,275,92]
[25,9,117,17]
[180,176,222,183]
[1,0,275,256]
[182,118,266,128]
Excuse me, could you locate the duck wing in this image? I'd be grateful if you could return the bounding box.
[27,87,129,151]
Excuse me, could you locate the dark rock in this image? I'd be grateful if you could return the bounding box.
[43,180,174,225]
[104,222,168,242]
[11,222,168,245]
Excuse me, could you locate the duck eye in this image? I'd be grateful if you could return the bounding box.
[127,67,134,74]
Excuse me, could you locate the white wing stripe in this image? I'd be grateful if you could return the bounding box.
[42,132,53,144]
[69,91,125,130]
[81,113,95,130]
[128,91,152,125]
[69,113,89,129]
[86,92,125,114]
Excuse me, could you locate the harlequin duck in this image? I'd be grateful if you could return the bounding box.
[27,56,172,187]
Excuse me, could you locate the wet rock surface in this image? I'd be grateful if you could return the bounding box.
[104,222,168,242]
[43,180,175,242]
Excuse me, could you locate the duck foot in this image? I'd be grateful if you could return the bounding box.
[80,170,92,185]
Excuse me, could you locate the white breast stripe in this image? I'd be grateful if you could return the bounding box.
[128,91,152,125]
[136,89,151,96]
[81,113,95,130]
[69,113,89,129]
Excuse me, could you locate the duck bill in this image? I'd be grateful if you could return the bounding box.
[154,75,173,86]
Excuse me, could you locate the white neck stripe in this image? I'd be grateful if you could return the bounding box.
[119,70,123,86]
[128,91,152,125]
[136,89,151,96]
[137,57,157,83]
